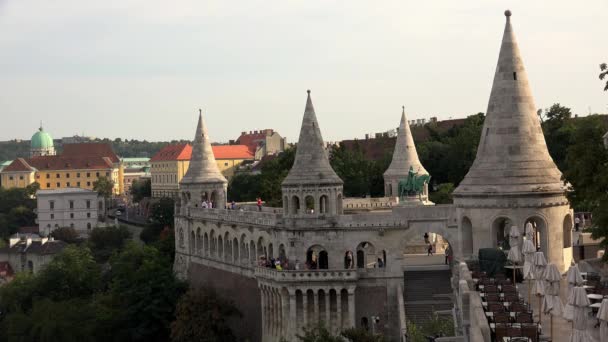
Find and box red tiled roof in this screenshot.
[150,144,192,162]
[0,262,14,277]
[62,143,120,163]
[3,158,34,172]
[27,156,113,170]
[236,130,273,153]
[150,144,254,162]
[212,145,254,160]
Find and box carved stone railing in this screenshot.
[254,267,359,283]
[188,208,281,227]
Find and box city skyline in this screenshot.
[1,0,606,142]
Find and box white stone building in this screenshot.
[174,12,574,342]
[0,234,67,275]
[37,188,103,236]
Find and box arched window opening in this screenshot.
[210,191,218,209]
[278,244,287,262]
[361,317,369,330]
[291,196,300,215]
[233,237,239,263]
[356,242,377,268]
[218,236,224,259]
[204,233,209,256]
[305,196,315,214]
[319,195,328,214]
[250,240,256,265]
[196,228,202,255]
[268,243,274,259]
[319,251,329,269]
[525,217,547,253]
[492,217,512,250]
[306,245,328,270]
[461,217,474,256]
[190,231,195,254]
[344,251,354,269]
[210,230,216,257]
[224,233,232,262]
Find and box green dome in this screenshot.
[31,127,54,150]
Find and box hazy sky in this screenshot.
[1,0,606,143]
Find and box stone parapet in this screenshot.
[254,267,358,283]
[188,208,281,227]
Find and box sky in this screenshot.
[0,0,606,143]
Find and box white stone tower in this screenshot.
[282,90,344,217]
[180,109,228,209]
[453,11,572,271]
[383,106,431,204]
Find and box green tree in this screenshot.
[600,63,608,91]
[88,225,132,263]
[150,197,175,228]
[93,176,115,199]
[102,243,187,342]
[296,323,344,342]
[227,173,262,202]
[50,226,80,243]
[170,287,241,342]
[341,327,387,342]
[25,182,40,197]
[542,103,574,171]
[131,178,151,203]
[429,183,454,204]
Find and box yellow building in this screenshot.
[150,143,253,198]
[1,141,123,195]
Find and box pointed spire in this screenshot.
[283,90,343,186]
[181,110,227,185]
[455,11,563,196]
[384,106,428,179]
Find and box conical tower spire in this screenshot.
[181,109,227,185]
[455,11,563,195]
[384,106,428,178]
[283,90,343,186]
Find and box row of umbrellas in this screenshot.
[504,225,608,342]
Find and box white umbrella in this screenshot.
[567,286,591,342]
[522,239,536,304]
[507,226,522,283]
[566,264,584,291]
[597,299,608,342]
[543,263,563,339]
[524,221,534,239]
[533,251,547,322]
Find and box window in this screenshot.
[66,173,70,178]
[77,172,81,177]
[513,72,517,80]
[46,174,50,179]
[19,175,23,180]
[56,173,60,178]
[87,223,91,230]
[87,181,91,186]
[56,182,60,187]
[77,182,81,187]
[69,200,74,209]
[46,183,50,188]
[66,182,71,187]
[8,176,13,180]
[87,212,91,218]
[70,223,74,228]
[96,172,100,177]
[50,201,54,210]
[224,162,229,166]
[105,172,110,177]
[36,174,40,179]
[50,213,54,219]
[86,172,91,177]
[86,200,91,209]
[70,213,74,219]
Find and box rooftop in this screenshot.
[150,143,255,162]
[37,188,98,195]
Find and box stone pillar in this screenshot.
[324,288,330,327]
[289,290,297,340]
[303,291,308,327]
[313,289,319,324]
[260,287,267,341]
[336,289,342,331]
[347,288,355,328]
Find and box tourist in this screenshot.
[201,201,208,209]
[231,201,236,210]
[295,259,301,270]
[377,258,384,268]
[424,232,429,244]
[444,248,449,265]
[275,260,282,271]
[574,215,580,231]
[257,197,262,211]
[427,244,433,256]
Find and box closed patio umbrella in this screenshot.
[532,251,547,322]
[522,239,536,304]
[543,263,563,339]
[566,264,584,291]
[568,286,591,342]
[597,299,608,342]
[507,226,522,283]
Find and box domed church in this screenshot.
[30,125,56,157]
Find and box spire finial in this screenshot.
[198,108,202,116]
[402,105,405,114]
[39,121,43,131]
[504,9,511,21]
[307,89,311,95]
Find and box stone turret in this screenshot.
[282,90,344,217]
[383,106,430,204]
[180,110,228,209]
[454,11,572,271]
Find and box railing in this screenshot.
[188,208,281,226]
[254,267,359,282]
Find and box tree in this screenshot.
[429,183,454,204]
[88,225,132,263]
[50,227,80,243]
[600,63,608,91]
[542,103,574,171]
[93,176,115,199]
[341,328,387,342]
[25,182,40,197]
[170,287,241,342]
[150,197,175,228]
[296,323,344,342]
[131,178,151,203]
[102,243,187,342]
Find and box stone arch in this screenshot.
[397,220,460,259]
[189,230,195,254]
[240,234,248,264]
[305,195,315,214]
[524,215,548,254]
[278,244,286,262]
[319,195,329,214]
[257,237,266,259]
[291,195,300,215]
[218,235,224,260]
[356,242,378,268]
[178,227,184,248]
[204,232,209,256]
[210,229,216,257]
[210,190,218,208]
[461,216,474,256]
[249,240,256,264]
[491,216,513,250]
[563,214,573,248]
[224,232,232,262]
[268,243,274,259]
[306,244,328,269]
[196,228,202,255]
[344,250,355,269]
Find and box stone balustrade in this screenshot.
[188,207,281,226]
[254,267,358,283]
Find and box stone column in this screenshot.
[347,288,355,328]
[303,291,308,327]
[289,290,297,340]
[336,289,342,331]
[313,289,319,324]
[260,287,267,341]
[324,288,330,328]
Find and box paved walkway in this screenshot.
[519,278,600,342]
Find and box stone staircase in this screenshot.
[403,269,454,327]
